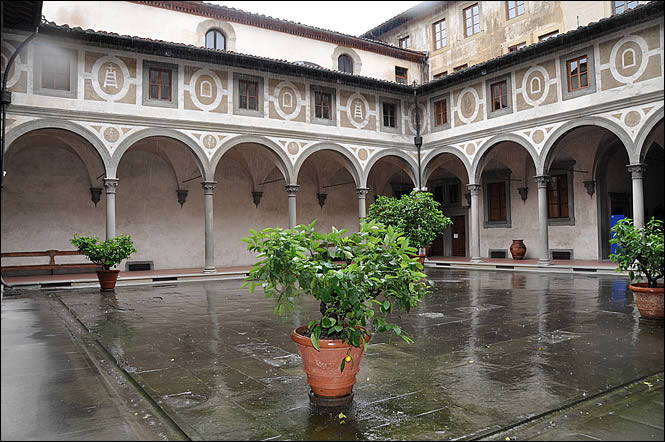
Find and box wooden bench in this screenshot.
[1,250,102,275]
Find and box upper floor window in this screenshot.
[567,55,589,92]
[506,1,525,19]
[314,90,332,120]
[434,98,447,126]
[613,0,638,14]
[41,55,70,91]
[239,79,258,110]
[383,102,397,128]
[395,66,408,84]
[149,68,171,101]
[433,71,447,80]
[464,4,480,37]
[539,30,559,41]
[205,29,226,50]
[508,42,527,52]
[454,64,468,72]
[338,54,353,74]
[491,80,508,111]
[547,175,569,218]
[399,36,410,49]
[433,19,447,50]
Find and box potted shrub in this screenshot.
[609,217,664,321]
[366,190,452,263]
[241,219,430,406]
[70,234,137,291]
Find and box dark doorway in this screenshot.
[451,215,466,256]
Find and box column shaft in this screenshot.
[535,176,551,266]
[285,185,300,229]
[468,184,482,263]
[627,164,646,228]
[202,182,216,274]
[103,178,118,240]
[356,187,369,227]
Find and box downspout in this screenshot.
[412,81,423,191]
[1,3,40,292]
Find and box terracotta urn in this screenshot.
[96,269,120,291]
[629,283,664,321]
[510,239,527,260]
[291,326,370,406]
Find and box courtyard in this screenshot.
[2,268,663,440]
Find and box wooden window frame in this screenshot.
[487,181,507,222]
[491,81,508,112]
[395,66,408,84]
[399,36,410,49]
[454,64,468,72]
[434,99,447,127]
[538,30,559,41]
[382,102,397,128]
[547,174,569,219]
[314,90,332,120]
[508,42,526,52]
[463,4,480,38]
[506,0,525,20]
[567,55,589,92]
[149,68,172,101]
[338,54,353,74]
[433,19,447,50]
[238,79,259,110]
[433,71,447,80]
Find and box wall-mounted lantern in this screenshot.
[317,192,327,209]
[90,187,102,206]
[176,189,188,208]
[518,187,528,202]
[583,180,595,197]
[252,191,263,208]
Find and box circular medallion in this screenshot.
[624,111,641,128]
[532,129,544,145]
[103,127,120,143]
[287,141,300,155]
[465,144,475,155]
[358,148,368,161]
[202,135,217,149]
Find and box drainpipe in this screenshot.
[412,81,423,191]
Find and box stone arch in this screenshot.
[294,142,362,187]
[634,107,664,163]
[211,135,293,185]
[330,46,362,75]
[539,117,633,174]
[473,134,538,183]
[196,19,237,52]
[111,128,210,180]
[5,118,112,177]
[422,146,472,184]
[362,149,418,188]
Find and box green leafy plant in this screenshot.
[70,234,137,270]
[366,190,452,250]
[609,217,664,288]
[241,219,431,353]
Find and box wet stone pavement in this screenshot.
[2,268,664,440]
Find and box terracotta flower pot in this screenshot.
[510,239,527,260]
[96,269,120,291]
[291,326,370,405]
[629,283,664,321]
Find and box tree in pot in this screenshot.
[70,234,137,291]
[366,190,452,263]
[609,217,664,321]
[241,219,430,406]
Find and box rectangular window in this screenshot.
[454,64,468,72]
[41,56,70,91]
[539,30,559,41]
[547,175,569,218]
[314,90,331,120]
[149,68,171,100]
[491,81,508,111]
[448,183,460,204]
[433,19,447,50]
[487,181,507,222]
[434,99,447,126]
[395,66,408,84]
[433,71,448,80]
[464,4,480,37]
[383,102,396,128]
[239,79,258,110]
[567,55,589,92]
[506,0,525,19]
[613,0,638,14]
[399,36,410,49]
[508,42,526,52]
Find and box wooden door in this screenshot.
[451,215,466,256]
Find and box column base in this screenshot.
[470,257,483,263]
[202,267,217,274]
[537,259,552,266]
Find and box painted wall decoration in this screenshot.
[184,66,228,113]
[268,80,305,122]
[84,52,137,103]
[514,59,559,111]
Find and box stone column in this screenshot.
[285,185,300,229]
[627,164,647,228]
[103,178,118,240]
[535,176,551,266]
[468,184,482,263]
[356,187,369,223]
[202,181,216,274]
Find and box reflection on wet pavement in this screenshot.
[48,269,665,439]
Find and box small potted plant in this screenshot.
[70,234,137,291]
[241,219,430,406]
[609,217,664,321]
[366,190,452,263]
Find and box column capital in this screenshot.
[467,183,481,195]
[626,163,647,179]
[103,178,119,193]
[355,187,369,198]
[201,181,217,194]
[534,175,550,188]
[285,184,300,196]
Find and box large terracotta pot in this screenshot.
[291,326,370,405]
[510,239,527,260]
[629,283,664,321]
[96,269,120,291]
